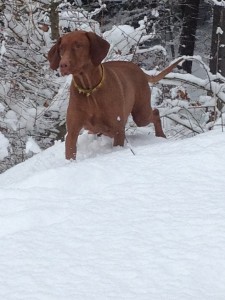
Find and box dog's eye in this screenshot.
[73,43,82,49]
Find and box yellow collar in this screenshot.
[72,65,104,97]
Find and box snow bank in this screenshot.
[0,130,225,299]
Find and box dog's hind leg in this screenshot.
[132,107,166,138]
[150,108,166,138]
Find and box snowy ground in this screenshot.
[1,128,225,300]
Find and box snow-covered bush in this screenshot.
[154,57,225,139]
[0,1,62,172]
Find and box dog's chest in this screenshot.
[74,91,124,135]
[83,103,121,136]
[84,111,111,133]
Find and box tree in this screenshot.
[209,3,225,76]
[178,0,200,73]
[50,0,60,40]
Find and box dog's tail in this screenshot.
[145,58,183,84]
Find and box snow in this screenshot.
[4,110,18,131]
[151,8,159,18]
[216,27,224,35]
[0,132,9,160]
[25,137,42,155]
[208,0,225,7]
[1,128,225,299]
[0,102,5,112]
[104,24,152,56]
[0,40,6,61]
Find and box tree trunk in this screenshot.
[50,1,60,40]
[178,0,200,73]
[209,5,225,76]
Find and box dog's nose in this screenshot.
[60,62,68,69]
[60,61,70,75]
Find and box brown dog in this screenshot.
[48,31,182,160]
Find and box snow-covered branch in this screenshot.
[206,0,225,7]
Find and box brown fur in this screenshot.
[48,31,182,160]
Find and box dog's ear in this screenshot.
[48,38,61,70]
[86,32,110,66]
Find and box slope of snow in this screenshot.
[0,130,225,300]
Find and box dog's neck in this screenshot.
[72,65,104,97]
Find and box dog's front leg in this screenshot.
[65,132,79,160]
[113,129,125,147]
[65,110,82,160]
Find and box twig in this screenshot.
[125,136,136,156]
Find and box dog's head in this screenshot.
[47,31,110,76]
